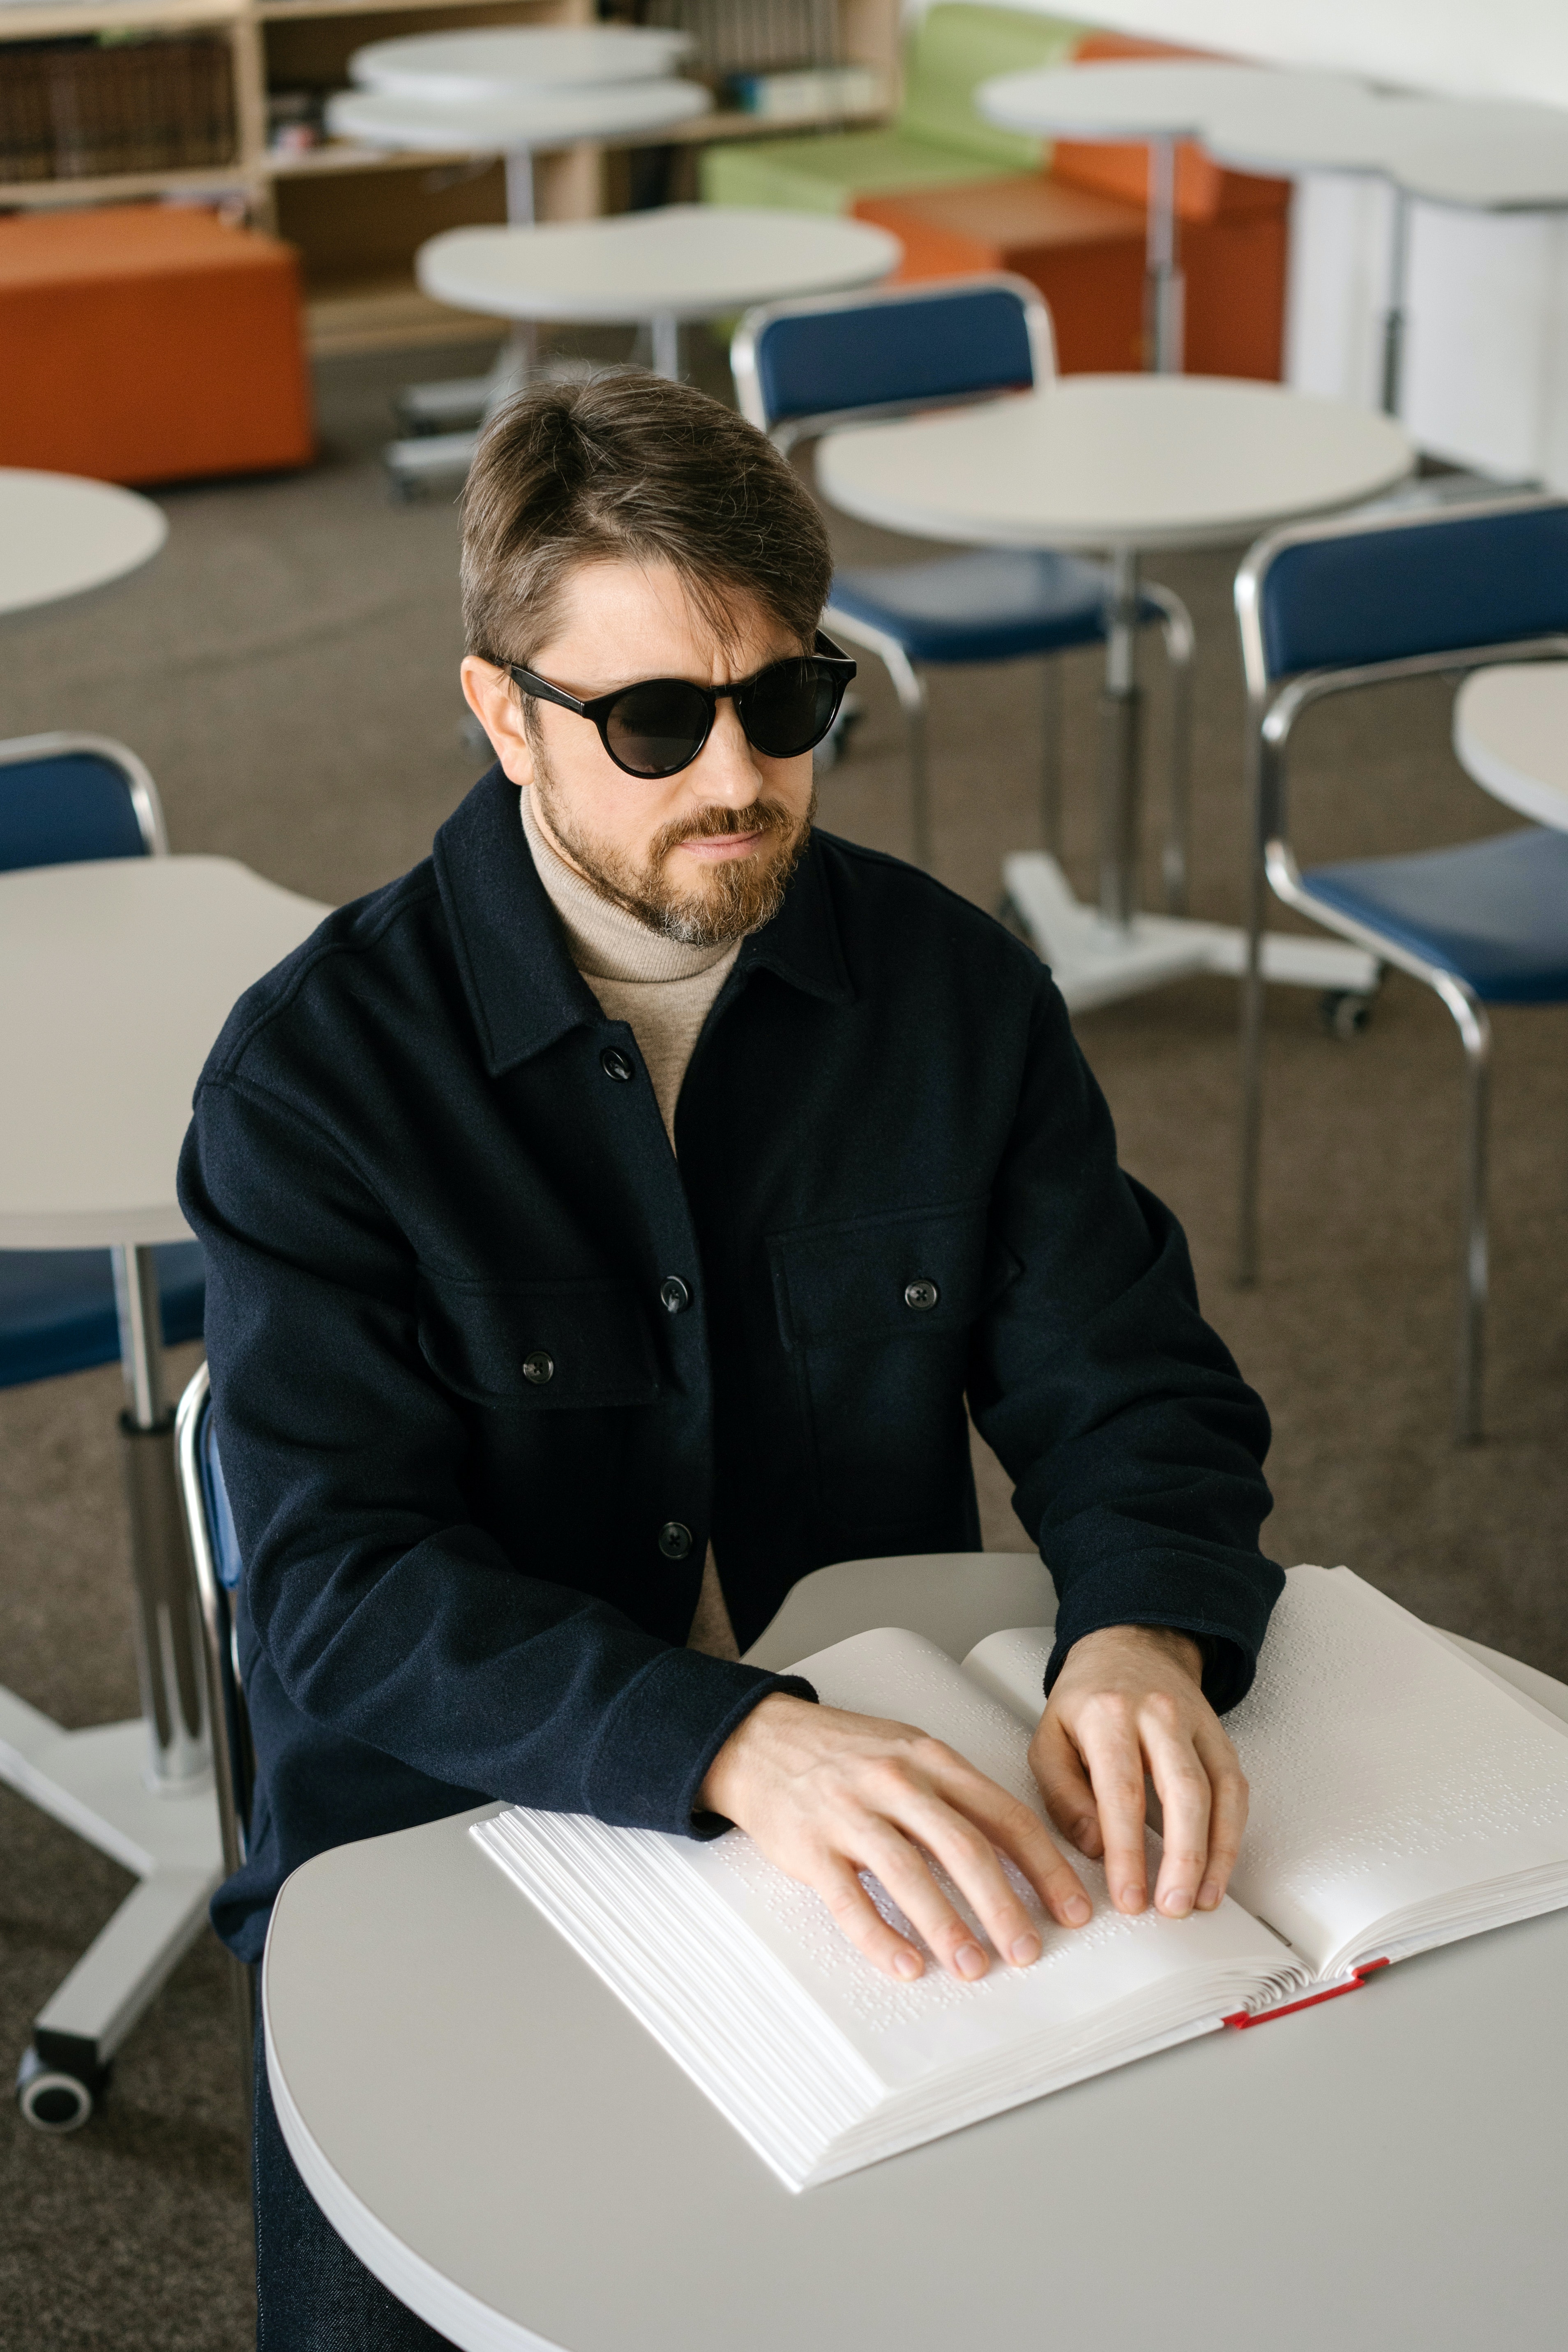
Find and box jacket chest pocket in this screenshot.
[767,1199,1016,1543]
[416,1272,659,1410]
[770,1199,1005,1352]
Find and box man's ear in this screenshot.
[460,656,535,788]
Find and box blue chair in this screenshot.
[731,276,1194,883]
[0,734,203,1392]
[1234,495,1568,1443]
[175,1361,254,2106]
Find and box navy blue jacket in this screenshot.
[179,769,1282,1960]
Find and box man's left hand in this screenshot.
[1028,1626,1247,1922]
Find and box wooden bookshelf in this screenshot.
[0,0,902,352]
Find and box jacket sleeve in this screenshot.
[966,973,1283,1711]
[178,1070,809,1837]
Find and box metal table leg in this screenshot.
[8,1245,220,2132]
[1097,546,1144,930]
[1146,135,1185,375]
[650,309,681,381]
[1380,186,1411,418]
[999,540,1383,1018]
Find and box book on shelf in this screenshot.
[475,1566,1568,2191]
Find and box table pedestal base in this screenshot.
[1003,851,1380,1015]
[2,1694,220,2130]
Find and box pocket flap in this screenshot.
[771,1200,1011,1349]
[416,1272,659,1409]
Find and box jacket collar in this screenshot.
[433,768,854,1077]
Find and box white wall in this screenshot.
[913,0,1568,113]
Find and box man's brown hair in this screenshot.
[461,371,833,671]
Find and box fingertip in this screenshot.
[1117,1883,1147,1914]
[892,1944,922,1981]
[1196,1879,1223,1911]
[1060,1890,1092,1927]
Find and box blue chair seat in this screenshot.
[829,549,1163,666]
[1302,827,1568,1004]
[0,1242,205,1389]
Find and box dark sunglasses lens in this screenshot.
[740,662,844,759]
[603,681,711,776]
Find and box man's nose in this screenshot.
[696,697,763,800]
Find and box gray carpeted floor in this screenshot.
[2,332,1564,2349]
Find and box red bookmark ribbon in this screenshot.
[1223,1957,1390,2030]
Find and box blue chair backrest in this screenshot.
[744,280,1043,435]
[0,741,155,872]
[200,1406,243,1593]
[1250,500,1568,685]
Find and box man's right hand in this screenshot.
[698,1693,1093,1983]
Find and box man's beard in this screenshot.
[533,758,817,949]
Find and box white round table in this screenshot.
[818,376,1411,1011]
[0,855,326,2121]
[977,63,1367,375]
[418,205,902,383]
[262,1554,1568,2352]
[325,80,713,227]
[1453,663,1568,832]
[349,26,692,104]
[1202,89,1568,417]
[0,468,166,620]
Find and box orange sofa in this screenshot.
[0,205,315,485]
[852,32,1291,379]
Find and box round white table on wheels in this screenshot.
[1453,663,1568,832]
[816,374,1413,1016]
[0,467,166,619]
[261,1552,1568,2352]
[0,856,327,2128]
[977,62,1367,375]
[418,205,902,385]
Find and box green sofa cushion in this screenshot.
[901,4,1084,171]
[700,4,1087,218]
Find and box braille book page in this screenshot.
[960,1572,1568,1981]
[1221,1567,1568,1975]
[683,1628,1297,2085]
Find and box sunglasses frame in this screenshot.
[507,632,857,779]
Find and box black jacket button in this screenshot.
[522,1351,554,1384]
[600,1047,635,1082]
[658,1520,692,1560]
[904,1278,940,1312]
[659,1276,691,1314]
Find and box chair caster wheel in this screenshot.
[16,2044,106,2133]
[1319,988,1375,1040]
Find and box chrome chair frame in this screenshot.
[733,277,1195,885]
[175,1360,256,2112]
[1235,491,1568,1443]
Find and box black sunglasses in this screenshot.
[508,633,856,780]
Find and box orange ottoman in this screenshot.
[0,205,315,485]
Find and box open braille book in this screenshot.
[473,1566,1568,2191]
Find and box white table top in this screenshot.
[325,78,711,157]
[350,27,692,102]
[0,469,166,622]
[1199,85,1568,208]
[0,855,327,1250]
[978,60,1363,142]
[264,1553,1568,2352]
[1453,663,1568,830]
[417,205,901,327]
[817,376,1413,555]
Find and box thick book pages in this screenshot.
[474,1567,1568,2190]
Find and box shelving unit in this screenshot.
[0,0,900,352]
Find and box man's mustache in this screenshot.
[651,800,800,858]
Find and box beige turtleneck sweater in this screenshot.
[519,789,741,1660]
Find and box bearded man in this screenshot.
[179,374,1282,2350]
